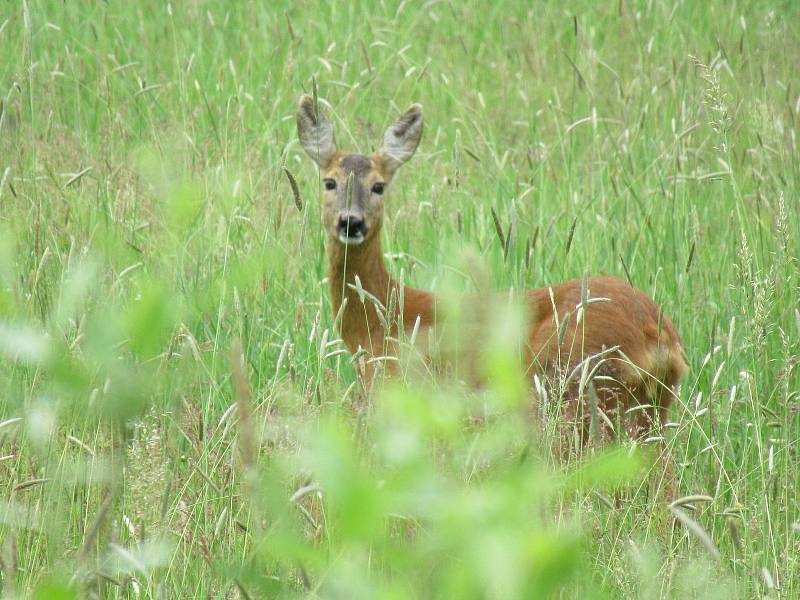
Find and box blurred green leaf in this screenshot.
[565,446,644,490]
[103,540,173,579]
[54,259,97,326]
[33,577,77,600]
[167,181,204,232]
[0,322,53,365]
[524,530,582,597]
[311,418,387,542]
[122,280,178,359]
[482,299,529,408]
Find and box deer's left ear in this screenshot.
[379,103,423,176]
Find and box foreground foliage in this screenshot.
[0,1,798,597]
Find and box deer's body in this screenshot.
[297,96,687,439]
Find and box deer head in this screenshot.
[296,96,423,246]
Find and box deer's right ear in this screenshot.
[296,95,337,168]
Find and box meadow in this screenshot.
[0,0,798,597]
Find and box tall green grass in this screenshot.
[1,0,798,597]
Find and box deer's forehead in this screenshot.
[325,154,387,180]
[340,154,372,175]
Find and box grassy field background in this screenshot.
[1,0,798,597]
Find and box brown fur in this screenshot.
[522,277,687,441]
[297,97,688,444]
[326,230,436,384]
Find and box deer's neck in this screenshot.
[327,234,396,352]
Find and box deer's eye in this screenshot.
[323,179,337,191]
[371,182,385,195]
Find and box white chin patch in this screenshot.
[338,232,365,246]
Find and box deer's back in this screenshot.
[524,276,686,420]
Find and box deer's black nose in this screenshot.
[337,213,367,240]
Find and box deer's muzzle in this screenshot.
[337,211,367,245]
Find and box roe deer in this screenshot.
[296,95,687,442]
